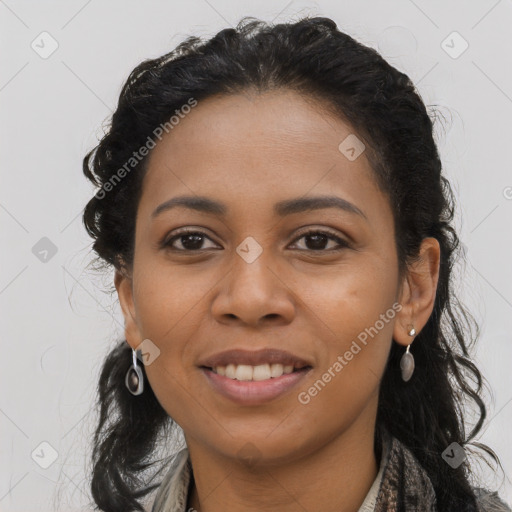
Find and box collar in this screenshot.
[149,430,509,512]
[151,432,392,512]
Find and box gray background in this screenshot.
[1,0,511,510]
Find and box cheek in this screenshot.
[132,259,210,345]
[294,285,395,432]
[295,257,397,388]
[296,255,398,333]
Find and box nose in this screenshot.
[210,250,296,328]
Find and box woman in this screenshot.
[82,16,510,512]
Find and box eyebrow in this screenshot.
[151,194,367,220]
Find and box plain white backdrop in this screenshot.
[1,1,511,510]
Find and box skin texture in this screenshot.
[115,89,440,512]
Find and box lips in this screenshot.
[198,348,312,369]
[198,348,313,404]
[201,366,312,405]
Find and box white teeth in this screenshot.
[234,364,253,381]
[270,363,284,377]
[225,364,236,379]
[253,364,271,381]
[213,362,301,380]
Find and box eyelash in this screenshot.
[161,227,350,253]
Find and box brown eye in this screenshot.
[163,229,219,251]
[161,228,349,253]
[290,230,349,251]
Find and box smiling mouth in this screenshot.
[202,363,312,381]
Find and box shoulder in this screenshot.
[376,430,511,512]
[473,487,511,512]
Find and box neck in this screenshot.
[186,408,380,512]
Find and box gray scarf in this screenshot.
[150,431,510,512]
[373,431,510,512]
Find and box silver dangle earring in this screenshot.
[400,326,416,382]
[125,348,144,395]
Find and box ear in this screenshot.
[393,237,441,346]
[114,268,143,350]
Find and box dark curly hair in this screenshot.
[82,15,503,512]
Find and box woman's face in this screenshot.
[117,89,410,463]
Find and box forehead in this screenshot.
[138,89,388,223]
[147,89,366,166]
